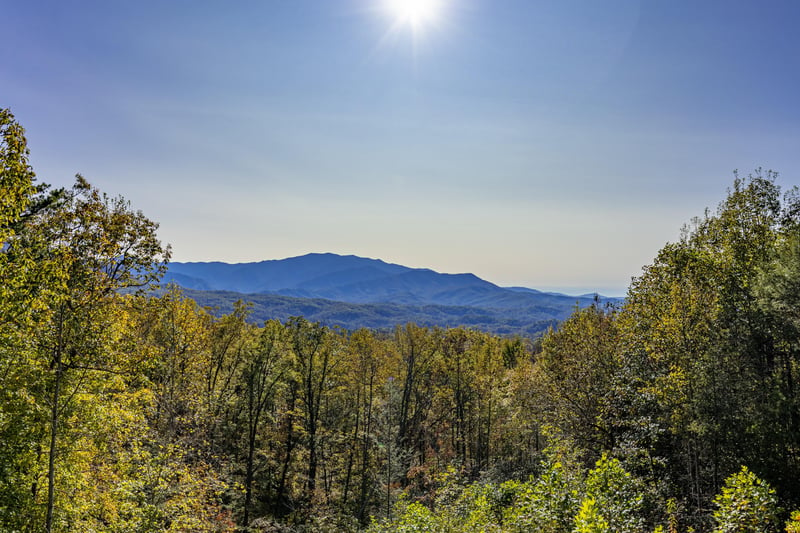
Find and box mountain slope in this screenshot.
[179,288,564,338]
[164,253,614,309]
[163,253,412,294]
[163,253,621,336]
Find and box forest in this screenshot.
[2,107,800,532]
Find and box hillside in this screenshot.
[178,288,564,337]
[164,253,620,335]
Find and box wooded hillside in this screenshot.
[2,109,799,531]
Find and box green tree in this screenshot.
[0,110,43,527]
[286,317,340,507]
[337,328,384,524]
[574,454,645,533]
[135,286,213,444]
[712,466,780,533]
[393,324,440,490]
[503,454,584,533]
[13,176,169,531]
[532,303,621,460]
[238,319,287,526]
[786,510,800,533]
[754,228,800,500]
[620,170,800,521]
[0,108,35,239]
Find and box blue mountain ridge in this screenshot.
[162,253,621,336]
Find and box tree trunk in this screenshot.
[243,392,258,527]
[357,369,375,525]
[45,358,62,533]
[276,383,297,516]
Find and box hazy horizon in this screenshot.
[3,0,799,296]
[169,250,628,297]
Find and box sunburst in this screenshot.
[384,0,445,31]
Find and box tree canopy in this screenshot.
[2,110,799,532]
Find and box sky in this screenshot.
[2,0,800,296]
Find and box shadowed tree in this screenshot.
[286,317,340,507]
[238,320,287,526]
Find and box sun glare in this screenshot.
[385,0,444,30]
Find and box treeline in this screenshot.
[372,169,800,532]
[2,108,800,532]
[177,287,561,339]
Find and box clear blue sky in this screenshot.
[2,0,799,295]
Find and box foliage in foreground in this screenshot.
[3,107,800,531]
[370,456,794,533]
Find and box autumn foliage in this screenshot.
[3,109,800,531]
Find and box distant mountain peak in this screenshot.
[162,253,623,335]
[164,252,621,308]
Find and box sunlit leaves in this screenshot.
[0,108,35,239]
[712,466,780,533]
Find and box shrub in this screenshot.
[712,466,780,533]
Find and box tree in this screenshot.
[286,317,340,507]
[753,228,800,500]
[393,324,440,485]
[134,286,213,444]
[574,454,645,533]
[620,170,800,523]
[13,176,169,531]
[238,319,287,526]
[337,328,383,524]
[0,109,42,529]
[531,303,621,459]
[0,108,35,240]
[503,452,584,533]
[712,466,780,533]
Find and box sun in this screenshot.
[384,0,444,30]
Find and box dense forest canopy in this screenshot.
[2,108,800,531]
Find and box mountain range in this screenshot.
[163,253,621,337]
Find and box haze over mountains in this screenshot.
[164,253,621,337]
